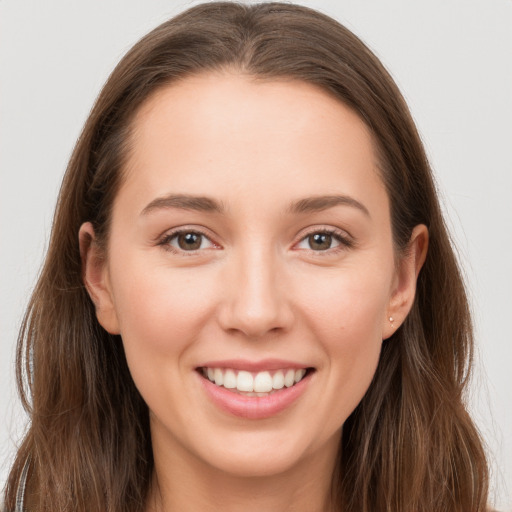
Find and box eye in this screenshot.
[295,230,352,252]
[162,230,217,252]
[297,232,340,251]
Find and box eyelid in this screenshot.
[157,225,222,253]
[293,226,355,252]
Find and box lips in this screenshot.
[196,360,314,419]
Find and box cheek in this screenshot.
[296,264,390,414]
[106,258,223,423]
[299,263,391,345]
[108,257,219,356]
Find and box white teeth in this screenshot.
[294,369,306,383]
[223,369,237,389]
[237,371,254,392]
[272,370,285,390]
[284,369,295,387]
[214,368,224,386]
[203,366,309,393]
[253,371,273,393]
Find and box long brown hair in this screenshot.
[4,3,489,511]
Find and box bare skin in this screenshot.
[80,73,427,512]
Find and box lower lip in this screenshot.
[198,371,312,419]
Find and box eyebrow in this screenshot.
[288,195,370,217]
[140,193,370,217]
[141,194,225,215]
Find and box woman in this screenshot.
[3,2,490,511]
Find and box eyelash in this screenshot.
[157,227,354,255]
[295,227,354,254]
[158,228,218,255]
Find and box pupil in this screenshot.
[178,233,201,250]
[309,233,331,250]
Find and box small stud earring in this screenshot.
[389,316,394,327]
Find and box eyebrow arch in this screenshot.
[288,195,370,217]
[141,194,224,215]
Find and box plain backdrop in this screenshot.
[1,0,511,509]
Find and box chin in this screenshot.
[190,424,340,480]
[207,445,310,478]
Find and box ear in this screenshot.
[383,224,428,340]
[79,222,120,334]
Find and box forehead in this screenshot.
[120,72,386,216]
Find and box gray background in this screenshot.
[1,0,511,509]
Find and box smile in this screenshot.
[200,367,308,396]
[197,363,314,419]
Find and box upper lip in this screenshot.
[197,358,311,372]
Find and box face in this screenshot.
[82,73,423,480]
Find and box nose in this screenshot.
[217,245,294,339]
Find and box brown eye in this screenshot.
[166,231,215,252]
[308,233,334,251]
[177,232,203,250]
[295,230,346,252]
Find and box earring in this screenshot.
[389,316,394,328]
